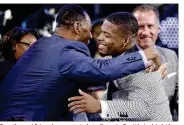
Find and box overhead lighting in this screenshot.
[3,9,13,26]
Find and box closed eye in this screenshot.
[102,31,111,38]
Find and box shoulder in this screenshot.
[156,46,176,55]
[132,71,162,80]
[116,71,162,85]
[62,40,91,57]
[47,34,91,56]
[123,71,162,86]
[156,46,178,65]
[67,41,89,51]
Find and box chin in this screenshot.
[98,52,108,57]
[139,42,152,49]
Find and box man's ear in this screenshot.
[122,35,131,48]
[74,21,81,35]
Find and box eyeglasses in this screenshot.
[16,41,33,47]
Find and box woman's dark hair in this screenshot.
[0,27,39,62]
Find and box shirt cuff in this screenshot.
[138,50,149,68]
[99,100,109,118]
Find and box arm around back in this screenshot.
[58,42,146,83]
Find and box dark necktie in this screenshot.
[107,81,118,100]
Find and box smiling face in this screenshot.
[97,19,126,57]
[133,10,160,49]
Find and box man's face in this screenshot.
[134,10,160,49]
[14,34,37,60]
[78,12,92,44]
[97,20,125,56]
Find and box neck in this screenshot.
[120,38,136,55]
[54,27,77,41]
[124,44,134,53]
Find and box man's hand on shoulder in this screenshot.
[143,46,161,70]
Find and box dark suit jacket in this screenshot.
[156,46,178,100]
[156,46,178,118]
[0,60,15,84]
[0,34,145,121]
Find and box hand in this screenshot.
[146,60,156,72]
[143,46,161,70]
[68,89,101,114]
[158,63,168,79]
[152,55,162,71]
[143,46,159,60]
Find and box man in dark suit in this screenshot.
[0,5,159,121]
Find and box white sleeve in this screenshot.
[99,100,110,118]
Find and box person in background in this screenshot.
[132,4,178,120]
[88,18,111,59]
[0,27,39,83]
[88,18,104,58]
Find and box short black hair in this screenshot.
[106,12,139,38]
[0,27,39,62]
[56,4,87,28]
[132,4,160,22]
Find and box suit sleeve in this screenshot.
[173,51,178,89]
[171,51,178,112]
[58,42,145,83]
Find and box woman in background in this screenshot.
[0,27,39,83]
